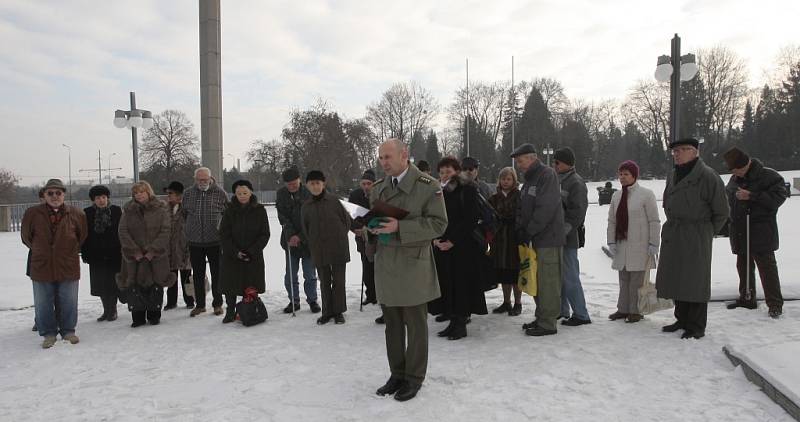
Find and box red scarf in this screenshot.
[615,185,630,241]
[48,206,65,237]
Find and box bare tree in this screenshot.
[698,46,749,150]
[366,81,439,143]
[447,81,508,147]
[344,118,379,171]
[762,44,800,89]
[0,168,18,204]
[140,110,200,179]
[621,80,671,149]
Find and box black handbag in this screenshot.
[125,284,163,312]
[236,295,268,327]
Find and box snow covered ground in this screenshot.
[1,175,799,421]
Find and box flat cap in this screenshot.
[669,137,700,149]
[510,143,537,158]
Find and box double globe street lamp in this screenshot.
[654,34,699,146]
[113,92,153,182]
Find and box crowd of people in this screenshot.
[20,137,789,401]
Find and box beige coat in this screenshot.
[117,199,175,289]
[607,183,660,272]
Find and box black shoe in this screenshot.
[662,321,683,332]
[106,312,117,322]
[185,302,195,309]
[608,312,628,321]
[163,304,177,311]
[434,314,449,322]
[492,302,511,314]
[437,321,455,337]
[148,318,160,326]
[509,303,522,316]
[522,319,538,330]
[625,314,643,323]
[561,316,592,326]
[376,378,405,396]
[96,313,107,322]
[316,315,333,325]
[447,320,467,340]
[557,314,569,320]
[283,303,300,314]
[131,320,146,328]
[375,315,385,324]
[727,300,757,310]
[32,324,37,332]
[309,302,322,313]
[681,330,705,339]
[394,382,421,402]
[222,310,236,324]
[334,314,345,324]
[525,325,557,336]
[768,307,783,319]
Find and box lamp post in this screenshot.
[61,143,72,201]
[107,153,117,184]
[654,34,698,147]
[542,143,554,166]
[113,92,153,183]
[254,159,266,192]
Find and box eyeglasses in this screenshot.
[46,190,64,197]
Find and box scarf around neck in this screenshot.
[615,184,632,241]
[93,205,112,234]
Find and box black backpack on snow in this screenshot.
[236,296,268,327]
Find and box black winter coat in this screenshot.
[488,189,520,270]
[428,175,488,317]
[348,187,370,253]
[726,159,787,255]
[301,191,351,267]
[219,196,270,296]
[81,205,122,268]
[276,185,311,257]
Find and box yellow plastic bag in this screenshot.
[517,243,538,296]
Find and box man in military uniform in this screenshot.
[369,138,448,402]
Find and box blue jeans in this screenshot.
[284,250,318,304]
[560,248,590,320]
[33,280,79,337]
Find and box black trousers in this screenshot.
[166,269,194,307]
[318,263,347,317]
[189,245,223,308]
[674,300,707,333]
[360,253,376,302]
[736,252,783,309]
[100,295,117,316]
[132,309,162,324]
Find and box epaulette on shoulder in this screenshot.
[374,178,385,185]
[417,175,434,185]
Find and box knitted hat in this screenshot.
[231,179,254,192]
[44,178,66,192]
[89,185,111,200]
[163,181,184,194]
[361,169,376,182]
[461,156,479,169]
[553,147,576,166]
[306,170,325,183]
[416,160,430,173]
[723,146,750,170]
[618,160,640,180]
[281,166,301,182]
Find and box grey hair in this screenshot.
[194,167,211,178]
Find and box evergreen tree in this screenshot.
[424,130,442,168]
[558,118,592,177]
[516,87,556,153]
[462,115,499,179]
[741,100,757,156]
[500,85,523,161]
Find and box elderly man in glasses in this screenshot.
[21,178,88,349]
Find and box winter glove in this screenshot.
[648,244,659,257]
[607,243,617,256]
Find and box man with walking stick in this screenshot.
[723,147,787,318]
[348,169,377,313]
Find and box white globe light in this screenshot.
[680,62,698,81]
[142,117,154,129]
[654,63,673,82]
[129,116,143,128]
[113,117,127,128]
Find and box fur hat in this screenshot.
[305,170,325,183]
[723,146,750,170]
[89,185,111,200]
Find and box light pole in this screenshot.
[542,143,554,166]
[113,92,153,182]
[62,143,72,201]
[107,153,117,184]
[654,34,698,147]
[254,159,266,192]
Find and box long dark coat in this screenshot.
[656,158,729,302]
[276,185,312,257]
[81,205,122,297]
[488,188,520,270]
[219,195,270,296]
[726,159,787,255]
[117,199,175,289]
[428,175,488,317]
[301,191,351,267]
[348,187,370,253]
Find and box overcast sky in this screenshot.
[1,0,798,186]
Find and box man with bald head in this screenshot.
[369,138,448,402]
[183,167,229,317]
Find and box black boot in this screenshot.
[662,321,683,332]
[222,307,237,324]
[434,314,449,323]
[492,302,511,314]
[447,317,467,340]
[509,303,522,316]
[437,320,455,337]
[376,377,404,396]
[131,311,146,328]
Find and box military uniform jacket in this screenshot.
[369,164,448,307]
